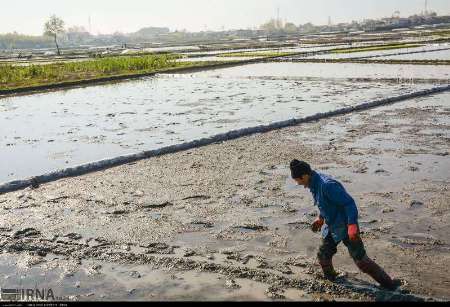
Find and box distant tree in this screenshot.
[284,22,298,33]
[260,19,279,32]
[66,26,92,44]
[44,15,65,55]
[301,22,316,33]
[112,31,127,44]
[0,32,53,50]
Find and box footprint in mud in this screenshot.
[374,169,391,175]
[129,271,142,279]
[409,200,424,208]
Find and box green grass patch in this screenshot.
[431,30,450,37]
[332,43,423,54]
[0,54,205,90]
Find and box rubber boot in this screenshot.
[354,256,400,290]
[319,258,339,281]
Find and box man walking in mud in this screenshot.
[290,160,401,291]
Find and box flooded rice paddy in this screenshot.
[176,45,352,62]
[1,37,450,301]
[305,44,450,60]
[0,89,448,301]
[177,56,259,62]
[179,44,351,57]
[0,61,448,184]
[377,49,450,60]
[191,62,450,80]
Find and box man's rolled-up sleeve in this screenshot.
[324,182,358,225]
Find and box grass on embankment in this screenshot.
[217,51,297,58]
[425,29,450,37]
[331,43,423,54]
[0,54,226,91]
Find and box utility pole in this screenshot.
[424,0,428,15]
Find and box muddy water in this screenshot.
[0,62,439,183]
[306,44,450,60]
[378,49,450,61]
[192,62,450,80]
[143,46,201,52]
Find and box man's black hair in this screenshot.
[290,160,312,179]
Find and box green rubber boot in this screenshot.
[355,256,401,291]
[319,258,339,281]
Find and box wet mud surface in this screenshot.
[0,92,448,301]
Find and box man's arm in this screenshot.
[324,182,358,225]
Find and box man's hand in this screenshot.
[311,217,324,233]
[348,224,360,241]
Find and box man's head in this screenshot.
[290,159,313,188]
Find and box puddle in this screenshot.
[149,212,163,220]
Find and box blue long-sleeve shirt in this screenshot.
[309,171,359,243]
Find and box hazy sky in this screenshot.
[1,0,449,35]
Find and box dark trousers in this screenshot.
[318,233,367,262]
